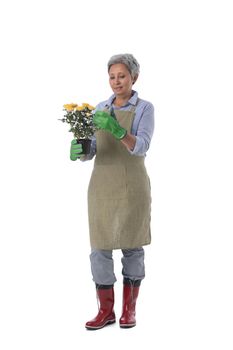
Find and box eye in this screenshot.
[110,76,115,80]
[119,75,125,79]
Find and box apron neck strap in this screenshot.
[106,104,136,116]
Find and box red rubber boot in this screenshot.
[85,285,116,330]
[119,278,141,328]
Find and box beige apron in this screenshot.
[88,106,151,250]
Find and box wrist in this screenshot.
[113,127,127,140]
[118,128,127,140]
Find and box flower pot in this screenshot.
[76,139,92,155]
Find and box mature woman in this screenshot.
[70,53,154,330]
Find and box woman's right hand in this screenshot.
[70,139,84,161]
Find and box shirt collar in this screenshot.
[104,90,138,108]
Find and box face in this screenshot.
[109,63,136,98]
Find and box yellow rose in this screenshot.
[75,106,84,111]
[63,102,95,112]
[63,103,77,111]
[82,103,95,110]
[87,104,95,110]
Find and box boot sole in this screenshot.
[120,323,136,329]
[85,319,116,330]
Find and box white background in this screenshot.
[0,0,233,349]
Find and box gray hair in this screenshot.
[107,53,140,79]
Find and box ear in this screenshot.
[132,74,138,85]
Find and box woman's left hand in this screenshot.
[94,111,127,140]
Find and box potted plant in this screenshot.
[59,103,97,154]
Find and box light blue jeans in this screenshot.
[89,247,145,285]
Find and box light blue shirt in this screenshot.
[82,90,154,160]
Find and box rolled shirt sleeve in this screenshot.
[129,102,154,156]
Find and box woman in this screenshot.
[70,53,154,330]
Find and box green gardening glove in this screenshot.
[70,139,84,161]
[93,111,127,140]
